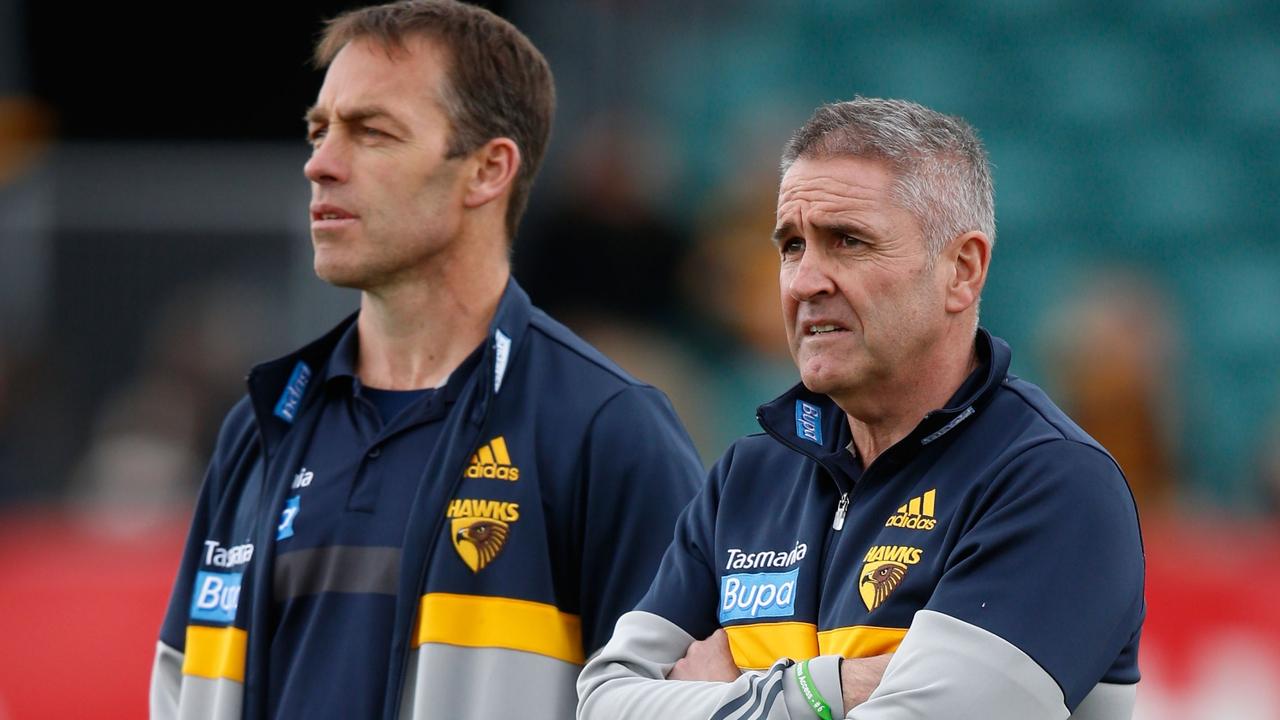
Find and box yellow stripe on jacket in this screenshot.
[182,625,248,682]
[414,593,583,664]
[725,622,907,669]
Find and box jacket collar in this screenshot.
[757,328,1012,469]
[245,277,535,454]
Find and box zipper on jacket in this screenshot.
[755,414,857,527]
[385,393,493,720]
[832,492,850,530]
[755,416,859,540]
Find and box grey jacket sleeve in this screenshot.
[847,610,1135,720]
[150,641,184,719]
[578,610,841,720]
[148,637,246,720]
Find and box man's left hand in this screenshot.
[668,629,741,682]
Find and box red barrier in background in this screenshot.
[1136,517,1280,718]
[0,510,187,720]
[1,510,1278,719]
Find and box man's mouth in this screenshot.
[310,203,357,222]
[808,324,843,335]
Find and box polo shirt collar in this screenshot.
[322,317,361,385]
[245,277,537,453]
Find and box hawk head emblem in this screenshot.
[859,561,907,612]
[451,517,510,572]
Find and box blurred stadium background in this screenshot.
[1,0,1278,717]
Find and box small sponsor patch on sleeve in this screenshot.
[795,400,823,445]
[276,495,300,541]
[273,361,312,422]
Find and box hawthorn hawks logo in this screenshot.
[446,497,520,573]
[859,545,923,611]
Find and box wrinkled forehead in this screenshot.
[776,155,898,217]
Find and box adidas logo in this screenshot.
[884,489,937,531]
[465,436,520,481]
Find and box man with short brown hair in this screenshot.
[313,0,554,241]
[151,3,701,718]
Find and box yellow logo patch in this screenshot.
[465,436,520,481]
[859,545,923,611]
[884,488,937,531]
[447,498,520,573]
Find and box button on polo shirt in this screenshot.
[267,322,482,720]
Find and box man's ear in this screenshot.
[463,137,520,209]
[943,231,992,314]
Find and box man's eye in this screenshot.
[781,238,805,255]
[307,127,327,146]
[837,234,864,248]
[363,127,388,138]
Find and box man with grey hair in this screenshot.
[579,97,1144,719]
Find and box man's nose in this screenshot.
[303,133,349,185]
[787,246,835,302]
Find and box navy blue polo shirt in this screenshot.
[267,322,482,719]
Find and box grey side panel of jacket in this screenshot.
[151,640,244,720]
[400,644,580,719]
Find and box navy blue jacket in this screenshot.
[580,329,1145,720]
[152,280,703,720]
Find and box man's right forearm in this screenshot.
[839,654,892,711]
[577,610,747,719]
[578,611,845,720]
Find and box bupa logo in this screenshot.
[277,496,301,541]
[273,361,312,423]
[719,569,799,623]
[795,401,823,445]
[190,570,243,623]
